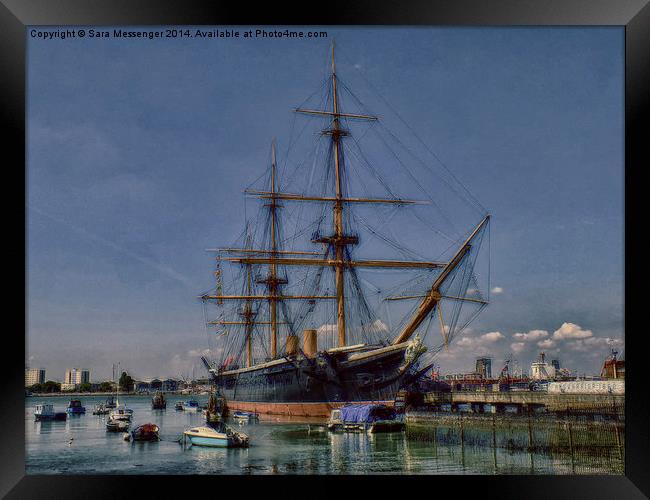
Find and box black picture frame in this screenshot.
[2,0,648,497]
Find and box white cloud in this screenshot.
[456,337,474,347]
[510,342,526,354]
[513,329,548,342]
[491,286,504,294]
[537,339,556,349]
[481,331,504,342]
[553,322,593,340]
[567,336,623,352]
[455,331,504,349]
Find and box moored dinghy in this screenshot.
[181,400,200,412]
[131,423,160,441]
[232,410,259,423]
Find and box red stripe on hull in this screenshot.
[226,400,394,418]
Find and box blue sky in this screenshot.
[27,27,623,381]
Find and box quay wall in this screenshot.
[421,390,624,412]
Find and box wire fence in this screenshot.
[405,400,624,474]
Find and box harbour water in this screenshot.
[26,395,623,475]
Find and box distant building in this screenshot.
[61,383,76,391]
[135,381,150,393]
[530,352,556,380]
[162,379,179,392]
[64,368,90,386]
[601,350,625,379]
[475,357,492,379]
[25,368,45,387]
[551,359,561,371]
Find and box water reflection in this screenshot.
[25,396,624,475]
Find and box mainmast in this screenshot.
[330,42,347,347]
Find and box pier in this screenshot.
[420,390,624,414]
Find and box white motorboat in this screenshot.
[183,425,249,448]
[109,404,133,422]
[106,416,130,432]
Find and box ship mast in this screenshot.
[204,42,490,365]
[330,42,347,347]
[242,257,255,367]
[268,140,280,357]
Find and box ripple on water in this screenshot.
[26,395,623,475]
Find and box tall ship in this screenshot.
[200,44,491,417]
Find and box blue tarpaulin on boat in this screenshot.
[339,404,395,423]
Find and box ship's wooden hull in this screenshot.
[211,344,416,417]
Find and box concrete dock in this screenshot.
[421,390,624,413]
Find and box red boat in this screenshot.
[130,423,160,441]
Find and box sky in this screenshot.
[26,27,624,381]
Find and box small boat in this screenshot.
[92,404,110,415]
[109,404,133,422]
[327,404,404,433]
[174,401,184,411]
[130,423,160,441]
[203,409,221,424]
[181,400,200,412]
[104,396,117,409]
[183,425,249,448]
[204,392,226,423]
[34,403,66,421]
[151,391,166,410]
[106,416,130,432]
[66,399,86,415]
[232,410,259,423]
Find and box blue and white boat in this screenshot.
[183,426,249,448]
[34,403,67,421]
[327,404,404,433]
[232,410,259,423]
[66,399,86,415]
[181,400,200,412]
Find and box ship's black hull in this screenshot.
[208,343,420,417]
